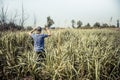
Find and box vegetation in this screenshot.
[0,29,120,80]
[93,22,101,28]
[45,16,54,28]
[77,20,83,28]
[85,23,91,27]
[101,23,109,28]
[0,5,118,30]
[71,20,75,28]
[0,2,120,80]
[0,6,24,31]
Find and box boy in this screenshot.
[29,26,51,61]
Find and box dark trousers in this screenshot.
[36,50,46,62]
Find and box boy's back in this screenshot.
[31,34,48,52]
[29,27,51,53]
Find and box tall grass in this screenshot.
[0,29,120,80]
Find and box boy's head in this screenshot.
[36,26,42,33]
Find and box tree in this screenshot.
[19,3,28,28]
[102,23,109,28]
[0,6,8,29]
[85,23,91,27]
[9,11,18,24]
[77,20,82,28]
[93,22,101,28]
[110,25,116,28]
[21,3,24,27]
[26,26,33,30]
[46,16,54,28]
[117,20,119,28]
[71,19,75,28]
[0,4,24,31]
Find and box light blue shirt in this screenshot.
[31,34,48,52]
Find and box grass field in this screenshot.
[0,29,120,80]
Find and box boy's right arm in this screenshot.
[29,28,36,36]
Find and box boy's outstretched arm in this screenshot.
[45,27,51,36]
[29,28,36,35]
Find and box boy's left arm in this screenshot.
[45,27,51,36]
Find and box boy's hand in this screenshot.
[45,27,51,36]
[45,27,49,30]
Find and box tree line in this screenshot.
[0,6,55,31]
[0,6,119,31]
[71,19,119,28]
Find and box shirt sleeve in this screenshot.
[31,34,35,38]
[43,34,48,38]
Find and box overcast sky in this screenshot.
[0,0,120,27]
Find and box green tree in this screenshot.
[26,26,33,30]
[102,23,109,28]
[71,19,75,28]
[46,16,54,28]
[93,22,101,28]
[110,25,116,28]
[77,20,82,28]
[0,6,8,28]
[85,23,91,27]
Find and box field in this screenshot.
[0,29,120,80]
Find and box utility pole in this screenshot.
[117,20,119,28]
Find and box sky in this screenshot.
[0,0,120,27]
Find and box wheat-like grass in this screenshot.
[0,29,120,80]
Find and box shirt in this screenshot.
[31,34,48,52]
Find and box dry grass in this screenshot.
[0,29,120,80]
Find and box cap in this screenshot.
[36,26,42,31]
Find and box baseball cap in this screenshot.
[36,26,42,31]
